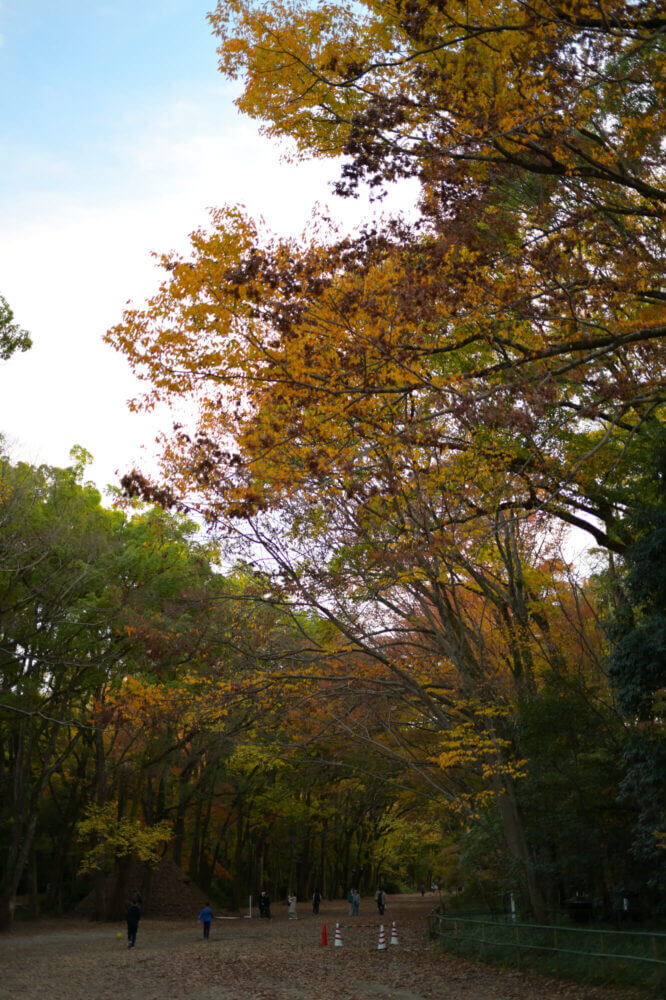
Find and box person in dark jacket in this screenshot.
[126,896,141,948]
[259,889,270,918]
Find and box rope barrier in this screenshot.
[337,921,388,928]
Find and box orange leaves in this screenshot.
[208,0,664,211]
[102,1,662,879]
[210,0,374,154]
[99,669,231,743]
[106,207,261,412]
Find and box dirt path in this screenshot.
[0,894,638,1000]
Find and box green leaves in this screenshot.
[0,295,31,362]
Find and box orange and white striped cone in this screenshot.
[377,924,387,951]
[334,922,343,947]
[390,921,399,946]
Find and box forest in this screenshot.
[1,0,664,933]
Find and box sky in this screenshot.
[0,1,405,493]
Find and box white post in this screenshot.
[244,894,252,919]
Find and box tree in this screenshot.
[105,176,648,924]
[0,450,237,928]
[210,1,664,200]
[103,0,664,919]
[607,437,666,903]
[0,453,122,930]
[0,295,31,361]
[1,448,452,924]
[107,189,663,558]
[203,0,665,544]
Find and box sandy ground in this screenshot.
[0,894,639,1000]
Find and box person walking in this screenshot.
[197,901,215,939]
[287,891,298,919]
[352,889,360,916]
[126,895,141,948]
[259,889,271,918]
[348,888,354,915]
[312,888,321,915]
[375,887,386,916]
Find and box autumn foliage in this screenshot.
[2,1,664,931]
[101,0,666,923]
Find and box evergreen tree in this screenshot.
[608,439,666,904]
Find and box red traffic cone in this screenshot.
[377,924,387,951]
[390,921,399,946]
[321,923,328,946]
[334,922,343,947]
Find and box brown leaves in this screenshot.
[0,899,640,1000]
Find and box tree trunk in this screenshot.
[496,776,549,922]
[0,719,63,931]
[108,855,133,921]
[92,726,107,921]
[0,808,39,932]
[44,763,87,914]
[28,850,39,918]
[188,798,203,882]
[320,824,327,899]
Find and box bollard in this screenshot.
[334,923,343,947]
[390,921,399,946]
[377,924,387,951]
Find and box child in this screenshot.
[198,901,215,939]
[126,895,141,948]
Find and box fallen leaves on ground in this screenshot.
[1,895,641,1000]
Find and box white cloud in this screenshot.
[0,89,418,494]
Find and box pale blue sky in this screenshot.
[0,1,336,489]
[0,2,229,207]
[0,1,415,493]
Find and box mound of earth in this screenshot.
[74,859,211,920]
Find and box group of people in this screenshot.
[124,885,389,946]
[346,887,387,916]
[260,887,322,920]
[266,885,387,921]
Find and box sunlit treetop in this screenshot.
[209,0,665,205]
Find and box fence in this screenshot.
[428,910,666,992]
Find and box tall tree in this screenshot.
[202,0,665,543]
[608,436,666,900]
[0,451,135,929]
[0,451,226,928]
[104,0,664,919]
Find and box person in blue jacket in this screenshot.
[197,902,215,939]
